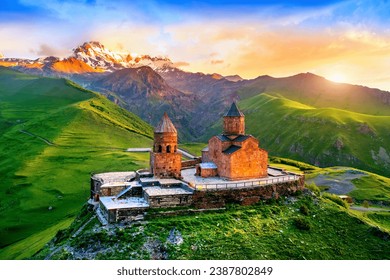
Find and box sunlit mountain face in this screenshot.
[0,41,174,74]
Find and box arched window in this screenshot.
[174,145,177,152]
[158,145,162,153]
[167,145,171,153]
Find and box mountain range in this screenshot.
[1,41,390,176]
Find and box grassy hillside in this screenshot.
[0,67,153,259]
[237,73,390,116]
[36,194,390,260]
[203,93,390,177]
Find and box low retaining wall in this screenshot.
[100,201,147,223]
[192,176,305,209]
[181,158,202,168]
[145,193,193,208]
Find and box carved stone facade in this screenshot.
[199,102,268,180]
[150,113,182,178]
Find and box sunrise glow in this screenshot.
[328,73,348,84]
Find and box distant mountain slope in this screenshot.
[89,66,198,139]
[237,73,390,116]
[0,67,152,259]
[203,92,390,177]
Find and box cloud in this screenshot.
[211,60,224,65]
[32,44,60,56]
[173,61,190,68]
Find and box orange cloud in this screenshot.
[173,61,190,68]
[162,20,390,89]
[211,60,224,65]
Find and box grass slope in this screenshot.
[204,93,390,177]
[0,68,152,259]
[237,73,390,116]
[37,195,390,260]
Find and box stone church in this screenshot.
[90,103,303,224]
[197,102,268,180]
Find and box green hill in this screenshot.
[34,157,390,260]
[0,67,153,259]
[203,92,390,177]
[35,194,390,260]
[237,73,390,116]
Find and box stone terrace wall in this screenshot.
[145,193,193,208]
[100,185,125,197]
[192,176,305,209]
[181,158,202,168]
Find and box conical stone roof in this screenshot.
[155,112,177,133]
[224,102,244,117]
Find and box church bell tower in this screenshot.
[150,113,182,178]
[223,102,245,135]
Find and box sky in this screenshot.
[1,0,390,90]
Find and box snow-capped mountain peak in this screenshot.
[72,41,173,71]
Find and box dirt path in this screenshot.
[126,148,151,152]
[126,147,198,160]
[307,170,367,195]
[44,215,96,260]
[350,206,390,212]
[19,130,55,146]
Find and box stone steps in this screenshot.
[96,206,108,226]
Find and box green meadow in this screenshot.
[0,68,152,259]
[37,194,390,260]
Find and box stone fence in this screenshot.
[192,175,305,209]
[193,174,301,191]
[181,157,202,168]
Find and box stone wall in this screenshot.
[100,185,126,197]
[199,166,218,177]
[116,208,147,223]
[100,201,147,223]
[181,157,202,168]
[150,152,182,178]
[90,176,103,201]
[207,136,230,176]
[192,176,305,209]
[228,139,268,180]
[202,150,211,162]
[223,116,245,135]
[145,193,193,208]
